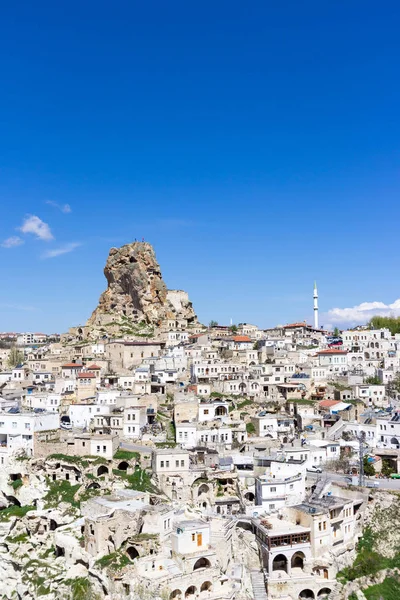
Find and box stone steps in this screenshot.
[250,571,268,600]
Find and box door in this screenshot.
[197,533,202,547]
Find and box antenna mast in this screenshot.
[358,431,366,487]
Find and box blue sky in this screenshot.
[1,1,400,332]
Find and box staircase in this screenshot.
[327,417,345,440]
[250,571,268,600]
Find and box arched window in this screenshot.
[272,554,288,573]
[299,591,315,599]
[291,551,305,569]
[193,558,211,571]
[126,546,139,561]
[97,465,109,476]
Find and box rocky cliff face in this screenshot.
[86,241,198,331]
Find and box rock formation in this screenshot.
[85,241,198,335]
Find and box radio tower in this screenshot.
[313,281,319,330]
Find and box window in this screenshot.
[176,460,179,467]
[319,523,322,531]
[166,461,169,467]
[181,460,184,467]
[103,446,106,453]
[323,522,327,530]
[12,422,17,429]
[97,446,100,452]
[270,487,276,492]
[25,423,31,430]
[269,504,275,510]
[160,461,164,468]
[204,409,209,415]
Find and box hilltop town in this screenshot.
[1,241,400,600]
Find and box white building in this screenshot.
[69,404,111,429]
[24,392,61,413]
[316,349,348,374]
[377,411,400,449]
[198,400,229,423]
[171,520,211,555]
[0,412,59,465]
[255,459,306,512]
[123,406,147,438]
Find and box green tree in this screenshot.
[333,327,341,337]
[381,459,393,477]
[365,376,381,385]
[209,320,218,327]
[229,324,238,334]
[7,346,24,368]
[363,456,375,477]
[368,315,400,335]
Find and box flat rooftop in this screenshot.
[254,515,309,535]
[175,520,208,530]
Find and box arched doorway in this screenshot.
[193,557,211,571]
[299,591,315,599]
[170,591,182,600]
[272,554,288,573]
[185,586,196,598]
[126,546,139,561]
[317,589,331,599]
[215,406,227,417]
[87,482,100,490]
[200,582,212,593]
[97,465,109,476]
[118,461,129,471]
[198,484,209,496]
[291,551,305,569]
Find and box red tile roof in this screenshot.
[87,364,101,370]
[62,363,83,368]
[77,372,96,379]
[319,399,341,408]
[317,349,347,355]
[232,335,252,342]
[283,322,310,328]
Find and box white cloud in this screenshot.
[19,215,54,241]
[41,242,81,259]
[324,298,400,326]
[1,236,24,248]
[46,200,71,213]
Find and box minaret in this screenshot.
[313,281,319,330]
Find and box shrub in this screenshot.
[113,450,140,461]
[43,480,80,508]
[246,422,256,434]
[0,505,35,521]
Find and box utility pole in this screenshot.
[358,431,366,487]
